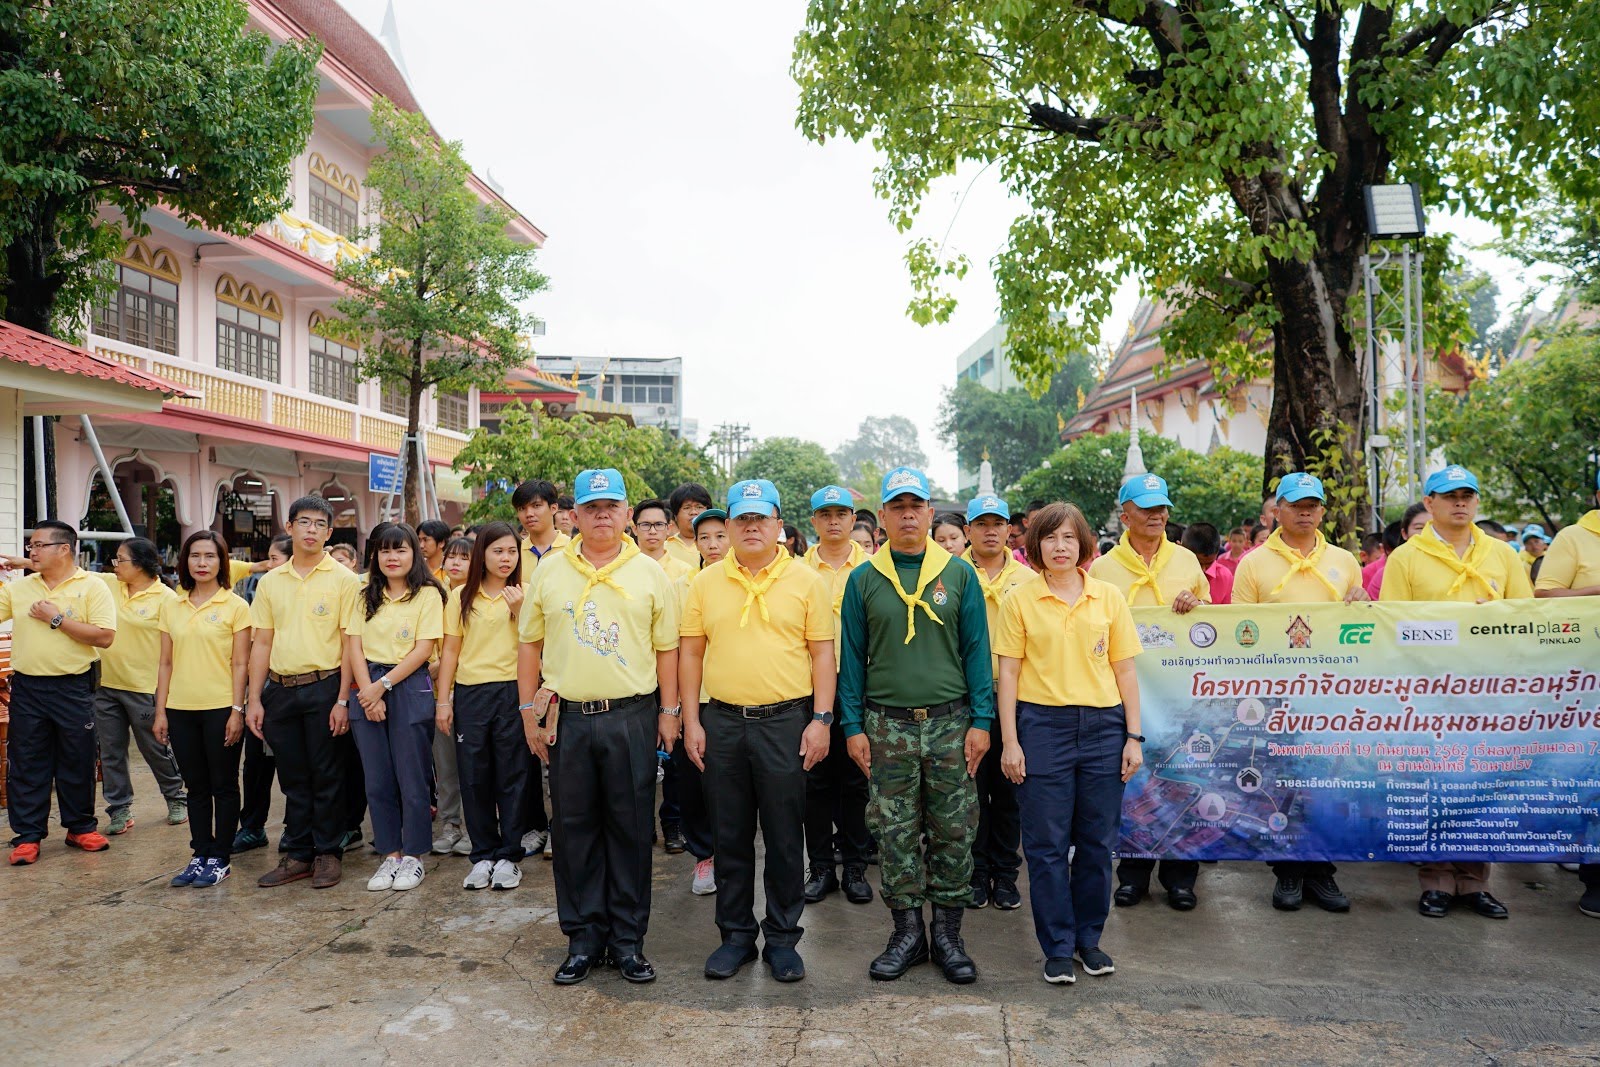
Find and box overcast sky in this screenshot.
[340,1,1542,491]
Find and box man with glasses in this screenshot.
[632,498,693,855]
[4,521,118,865]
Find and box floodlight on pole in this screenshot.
[1363,183,1426,240]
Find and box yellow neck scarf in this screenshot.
[723,548,791,626]
[1578,510,1600,538]
[1108,532,1175,605]
[870,538,952,644]
[962,548,1017,607]
[564,534,639,604]
[1411,522,1502,600]
[1263,528,1344,600]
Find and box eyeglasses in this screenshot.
[27,541,69,553]
[111,556,133,566]
[635,521,670,532]
[292,518,331,531]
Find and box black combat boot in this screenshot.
[930,905,978,984]
[868,907,928,980]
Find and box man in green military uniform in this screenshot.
[840,467,994,984]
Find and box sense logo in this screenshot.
[1339,623,1375,645]
[1396,620,1458,646]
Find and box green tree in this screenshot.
[326,98,548,523]
[795,2,1600,533]
[733,437,841,519]
[832,415,928,481]
[0,0,320,334]
[1015,432,1180,531]
[639,434,722,502]
[938,357,1098,493]
[1160,446,1265,532]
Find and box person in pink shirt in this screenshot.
[1217,526,1250,573]
[1181,523,1233,605]
[1363,503,1428,599]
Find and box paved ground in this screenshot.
[4,769,1599,1066]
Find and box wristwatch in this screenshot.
[813,710,835,726]
[379,675,394,692]
[49,614,64,630]
[1125,731,1145,743]
[336,697,350,708]
[230,705,245,714]
[660,704,682,718]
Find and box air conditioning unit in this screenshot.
[656,405,668,415]
[545,402,563,417]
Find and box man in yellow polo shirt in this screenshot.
[520,468,681,986]
[1535,471,1600,918]
[2,521,117,865]
[1088,473,1208,910]
[681,479,834,983]
[1383,464,1530,920]
[664,483,713,569]
[515,478,571,575]
[246,495,361,890]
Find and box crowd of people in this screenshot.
[2,458,1597,987]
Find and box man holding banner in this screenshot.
[1381,464,1531,919]
[1233,472,1365,914]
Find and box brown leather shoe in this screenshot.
[311,854,342,889]
[258,857,312,887]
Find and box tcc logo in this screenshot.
[1339,623,1375,645]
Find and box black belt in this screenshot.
[867,698,966,723]
[268,668,339,688]
[560,692,654,716]
[709,695,809,720]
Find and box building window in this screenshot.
[382,381,409,418]
[617,374,676,405]
[308,314,359,404]
[437,388,470,432]
[94,240,181,355]
[214,275,282,382]
[308,153,361,238]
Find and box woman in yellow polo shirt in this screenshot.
[995,502,1144,986]
[346,523,447,893]
[153,532,252,888]
[436,521,530,892]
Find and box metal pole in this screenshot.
[30,416,49,521]
[79,416,135,534]
[1410,244,1429,481]
[380,436,408,523]
[1361,254,1382,528]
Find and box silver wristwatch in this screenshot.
[660,704,682,718]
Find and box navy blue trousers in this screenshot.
[1017,702,1126,959]
[349,664,435,857]
[7,671,97,842]
[453,680,529,863]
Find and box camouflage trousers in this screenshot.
[864,707,978,910]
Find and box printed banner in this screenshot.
[1119,601,1600,862]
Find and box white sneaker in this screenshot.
[452,833,472,856]
[543,834,555,862]
[521,829,548,855]
[367,856,400,891]
[463,859,495,890]
[391,856,425,891]
[692,857,716,895]
[431,824,462,854]
[491,858,522,890]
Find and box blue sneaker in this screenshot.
[170,857,206,887]
[191,858,231,887]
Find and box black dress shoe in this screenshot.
[704,941,759,979]
[663,824,687,855]
[1166,886,1198,911]
[614,953,657,982]
[1418,890,1452,917]
[1456,891,1508,919]
[553,953,598,985]
[803,865,839,903]
[991,878,1022,911]
[763,944,805,982]
[1113,883,1146,907]
[842,864,873,904]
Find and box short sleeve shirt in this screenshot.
[0,568,117,676]
[351,585,446,665]
[994,571,1140,707]
[681,554,832,706]
[249,555,360,674]
[97,574,176,693]
[159,589,251,710]
[444,583,520,685]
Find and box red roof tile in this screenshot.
[269,0,424,114]
[0,320,190,397]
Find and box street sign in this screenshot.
[369,452,401,494]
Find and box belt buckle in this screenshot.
[741,705,760,720]
[912,707,928,722]
[582,699,610,716]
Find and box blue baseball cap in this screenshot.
[1276,472,1326,504]
[810,485,852,512]
[1118,473,1172,509]
[1424,464,1479,496]
[1520,523,1549,545]
[574,468,627,505]
[965,494,1010,523]
[880,466,931,504]
[691,508,727,531]
[727,479,780,519]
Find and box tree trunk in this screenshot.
[403,342,425,527]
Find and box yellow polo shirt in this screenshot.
[0,568,117,676]
[522,549,678,702]
[444,583,520,685]
[803,540,868,660]
[1380,526,1534,602]
[963,549,1031,673]
[664,535,700,569]
[1536,518,1600,592]
[1232,536,1361,604]
[649,551,694,584]
[249,555,360,675]
[522,531,571,580]
[681,553,832,706]
[1087,543,1209,606]
[96,574,177,693]
[351,585,446,666]
[228,558,255,588]
[994,571,1140,707]
[159,589,251,710]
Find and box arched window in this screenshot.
[94,239,181,355]
[215,274,283,382]
[309,153,361,238]
[308,312,360,404]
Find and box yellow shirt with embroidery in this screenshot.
[664,535,700,569]
[962,549,1032,674]
[994,571,1140,707]
[1535,516,1600,593]
[681,552,833,706]
[159,589,251,710]
[0,568,117,676]
[522,550,678,702]
[1232,535,1361,604]
[802,540,868,662]
[96,574,177,693]
[1380,525,1534,603]
[444,583,520,685]
[350,585,446,666]
[1087,541,1209,606]
[249,555,360,675]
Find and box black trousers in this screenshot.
[668,743,714,861]
[7,671,97,842]
[517,755,549,837]
[549,696,656,956]
[167,707,243,860]
[1118,857,1200,891]
[454,681,529,863]
[972,741,1021,882]
[1581,864,1599,889]
[238,731,276,832]
[338,731,366,835]
[804,718,870,868]
[702,702,808,948]
[261,675,345,860]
